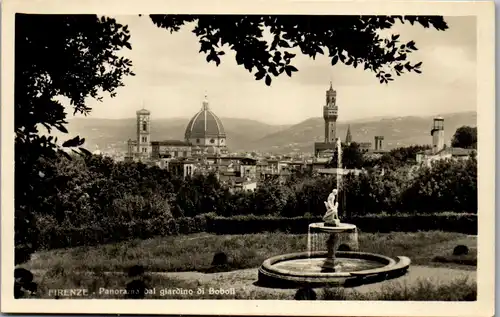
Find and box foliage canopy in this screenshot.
[150,15,448,85]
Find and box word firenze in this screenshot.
[46,288,237,298]
[48,289,89,297]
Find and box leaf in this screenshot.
[55,125,68,134]
[57,149,73,161]
[407,40,416,49]
[235,54,244,65]
[62,136,85,147]
[284,51,296,60]
[287,65,298,72]
[414,61,422,68]
[331,56,339,66]
[394,64,404,72]
[255,71,266,80]
[278,40,290,48]
[214,56,221,66]
[265,74,272,86]
[269,66,279,77]
[78,147,93,156]
[124,42,132,50]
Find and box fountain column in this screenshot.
[322,233,342,272]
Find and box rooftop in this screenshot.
[152,140,191,146]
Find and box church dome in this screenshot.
[184,95,226,139]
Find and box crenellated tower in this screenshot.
[323,82,338,143]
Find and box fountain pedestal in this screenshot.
[322,232,342,272]
[309,222,357,272]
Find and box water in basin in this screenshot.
[273,258,384,273]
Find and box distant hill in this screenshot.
[54,111,476,154]
[245,111,477,153]
[57,117,291,152]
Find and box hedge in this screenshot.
[205,213,477,235]
[36,215,208,250]
[36,213,476,250]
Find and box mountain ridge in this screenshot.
[59,111,477,154]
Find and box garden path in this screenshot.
[157,265,476,298]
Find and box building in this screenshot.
[184,95,228,156]
[361,135,388,160]
[358,142,372,153]
[374,136,384,151]
[125,94,228,162]
[416,116,475,166]
[168,159,197,178]
[314,82,339,157]
[151,140,192,159]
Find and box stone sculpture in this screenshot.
[323,188,341,226]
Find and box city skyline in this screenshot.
[59,15,476,125]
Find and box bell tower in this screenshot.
[431,116,445,154]
[136,107,151,158]
[323,81,338,143]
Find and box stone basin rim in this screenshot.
[309,222,357,233]
[261,251,397,278]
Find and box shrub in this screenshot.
[453,245,469,256]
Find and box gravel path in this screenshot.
[26,265,476,299]
[155,265,476,296]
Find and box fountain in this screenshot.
[258,139,411,288]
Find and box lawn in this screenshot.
[17,231,477,300]
[24,231,476,273]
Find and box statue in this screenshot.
[323,189,341,226]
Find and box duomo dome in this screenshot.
[184,95,227,154]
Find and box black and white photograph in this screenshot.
[1,0,495,316]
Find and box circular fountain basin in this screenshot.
[258,251,411,288]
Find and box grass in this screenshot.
[24,231,476,274]
[321,276,476,301]
[22,267,476,300]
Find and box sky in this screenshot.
[73,15,477,125]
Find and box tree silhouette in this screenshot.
[451,126,477,149]
[342,142,365,169]
[15,14,135,264]
[150,15,448,86]
[326,142,364,169]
